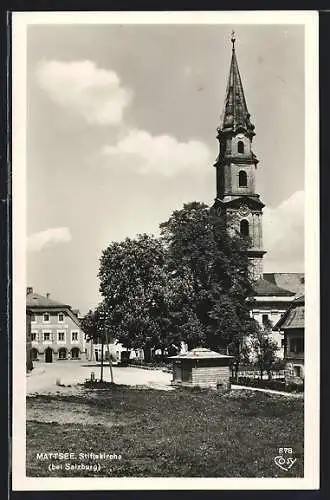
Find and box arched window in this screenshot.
[58,348,67,360]
[31,348,38,361]
[240,219,249,237]
[239,170,247,187]
[71,347,80,359]
[237,141,244,154]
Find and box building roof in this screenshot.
[26,292,69,309]
[219,35,255,137]
[170,347,233,360]
[26,289,83,330]
[273,295,305,330]
[252,278,295,297]
[263,273,305,297]
[223,195,265,210]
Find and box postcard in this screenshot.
[11,10,319,490]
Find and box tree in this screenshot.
[98,202,255,370]
[81,309,99,344]
[81,306,115,382]
[160,201,255,373]
[250,319,279,379]
[98,234,179,359]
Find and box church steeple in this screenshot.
[220,31,255,138]
[213,33,266,280]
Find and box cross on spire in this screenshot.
[231,30,236,49]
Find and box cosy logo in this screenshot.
[274,447,297,471]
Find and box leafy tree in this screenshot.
[98,202,256,372]
[81,306,115,382]
[81,309,100,343]
[160,201,255,374]
[250,318,279,379]
[98,234,180,360]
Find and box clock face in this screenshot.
[238,204,250,217]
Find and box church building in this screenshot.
[213,33,304,355]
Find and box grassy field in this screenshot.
[26,385,304,477]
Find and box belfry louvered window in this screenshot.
[237,140,244,154]
[240,219,249,237]
[239,170,247,187]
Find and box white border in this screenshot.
[12,10,319,491]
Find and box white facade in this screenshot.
[249,295,294,358]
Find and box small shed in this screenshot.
[170,347,233,391]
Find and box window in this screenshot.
[294,366,302,377]
[58,348,67,360]
[31,313,36,322]
[300,277,305,284]
[240,219,249,237]
[71,347,80,359]
[262,314,269,324]
[58,332,65,341]
[72,331,78,341]
[31,348,38,360]
[31,332,37,341]
[238,170,247,187]
[43,313,50,323]
[290,338,304,354]
[237,140,244,154]
[43,332,51,341]
[58,313,64,323]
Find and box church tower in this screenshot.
[213,33,266,280]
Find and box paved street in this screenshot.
[27,361,173,394]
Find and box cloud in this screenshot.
[263,190,304,269]
[102,129,212,176]
[27,227,72,252]
[36,60,132,125]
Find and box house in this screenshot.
[246,273,305,358]
[87,339,187,363]
[248,275,298,357]
[170,347,233,390]
[26,287,87,363]
[26,309,33,372]
[273,295,304,383]
[87,340,138,363]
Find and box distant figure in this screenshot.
[67,352,71,360]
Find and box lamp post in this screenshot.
[105,326,114,384]
[99,310,114,384]
[98,311,105,382]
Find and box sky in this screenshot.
[26,23,305,314]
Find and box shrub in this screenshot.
[230,376,304,393]
[127,358,172,371]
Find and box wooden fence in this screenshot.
[237,370,285,380]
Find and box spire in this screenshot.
[219,33,255,137]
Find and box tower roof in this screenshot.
[219,33,255,137]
